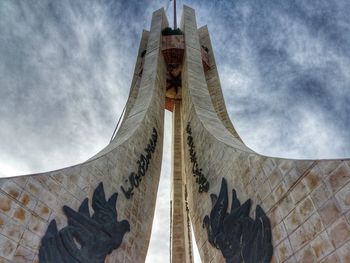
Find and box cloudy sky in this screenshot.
[1,0,350,262]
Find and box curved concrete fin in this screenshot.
[198,25,243,142]
[181,5,350,263]
[0,8,168,263]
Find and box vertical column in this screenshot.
[171,100,192,263]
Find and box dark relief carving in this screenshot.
[166,71,182,95]
[39,183,130,263]
[203,178,273,263]
[121,128,158,199]
[186,123,209,193]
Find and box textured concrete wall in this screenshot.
[181,5,350,263]
[0,8,168,263]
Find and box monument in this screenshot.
[0,5,350,263]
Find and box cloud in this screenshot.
[197,0,350,159]
[0,0,163,174]
[1,1,350,263]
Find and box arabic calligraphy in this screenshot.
[121,128,158,199]
[186,123,209,193]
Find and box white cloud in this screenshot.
[2,1,350,262]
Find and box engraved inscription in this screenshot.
[186,123,209,193]
[121,128,158,199]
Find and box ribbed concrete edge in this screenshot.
[198,25,243,142]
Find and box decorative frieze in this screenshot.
[161,34,185,69]
[186,123,209,193]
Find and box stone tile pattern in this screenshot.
[180,5,350,263]
[0,8,168,263]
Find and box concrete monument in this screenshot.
[0,5,350,263]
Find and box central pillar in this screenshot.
[170,100,192,263]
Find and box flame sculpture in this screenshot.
[203,178,273,263]
[39,182,130,263]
